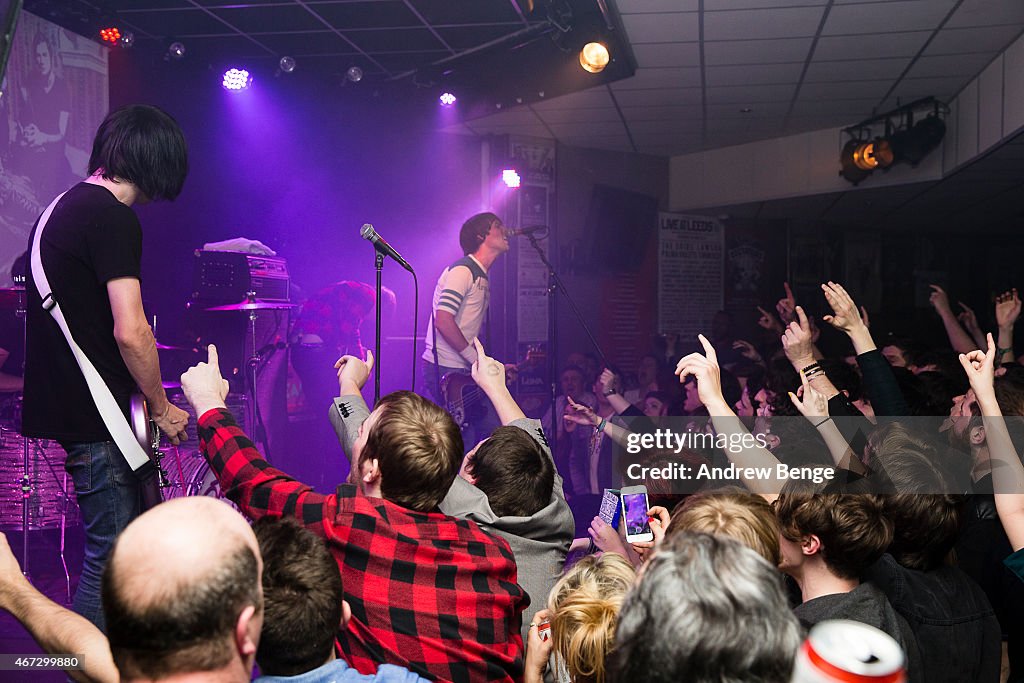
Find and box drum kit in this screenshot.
[0,283,293,590]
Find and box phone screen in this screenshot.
[622,492,652,537]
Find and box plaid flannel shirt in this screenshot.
[197,408,527,683]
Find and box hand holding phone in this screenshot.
[620,485,654,544]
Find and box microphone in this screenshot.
[360,223,414,272]
[506,225,548,237]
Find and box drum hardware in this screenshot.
[205,292,292,460]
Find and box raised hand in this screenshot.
[959,333,997,402]
[756,306,784,334]
[958,302,981,333]
[929,284,953,314]
[180,344,230,420]
[588,515,630,558]
[630,505,669,560]
[563,395,600,427]
[598,368,621,396]
[789,370,830,421]
[335,349,374,393]
[996,288,1022,330]
[470,339,506,394]
[781,306,815,367]
[776,282,797,324]
[732,339,762,362]
[821,282,866,334]
[675,335,727,413]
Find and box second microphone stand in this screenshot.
[521,232,609,440]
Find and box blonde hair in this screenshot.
[547,553,635,683]
[668,487,781,566]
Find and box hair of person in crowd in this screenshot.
[101,498,262,681]
[466,425,554,517]
[667,486,782,566]
[610,532,801,683]
[252,517,346,678]
[89,104,189,201]
[361,390,463,511]
[458,212,501,255]
[547,552,636,683]
[774,480,894,580]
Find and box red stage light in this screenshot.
[100,27,121,45]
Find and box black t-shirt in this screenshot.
[22,183,142,442]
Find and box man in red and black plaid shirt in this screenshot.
[181,345,527,683]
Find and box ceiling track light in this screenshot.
[839,97,947,185]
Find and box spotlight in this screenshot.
[346,66,364,83]
[99,27,121,45]
[119,31,134,48]
[222,68,252,91]
[279,56,296,73]
[439,92,457,107]
[839,98,947,185]
[167,42,186,60]
[502,169,521,188]
[579,42,609,73]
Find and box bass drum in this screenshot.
[159,394,247,514]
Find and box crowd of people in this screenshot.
[0,272,1022,682]
[4,104,1023,683]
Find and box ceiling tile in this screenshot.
[613,87,703,106]
[465,122,553,137]
[211,6,327,33]
[549,120,629,137]
[560,135,636,153]
[814,32,930,61]
[621,12,700,44]
[627,119,702,136]
[705,83,797,104]
[435,25,523,50]
[111,9,231,36]
[531,87,616,110]
[824,1,958,35]
[945,0,1024,29]
[704,38,814,65]
[611,67,701,90]
[621,104,704,121]
[883,75,967,102]
[536,108,623,124]
[346,28,445,52]
[905,52,996,79]
[249,32,357,56]
[307,2,423,30]
[927,25,1024,55]
[616,0,700,12]
[789,98,882,117]
[703,7,826,41]
[707,102,790,118]
[804,57,912,83]
[407,0,523,24]
[465,108,542,126]
[705,62,804,87]
[705,0,828,8]
[798,80,890,101]
[632,42,701,68]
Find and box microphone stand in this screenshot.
[522,233,609,440]
[373,251,384,405]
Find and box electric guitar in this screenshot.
[442,347,545,429]
[129,393,171,510]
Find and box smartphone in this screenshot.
[620,485,654,544]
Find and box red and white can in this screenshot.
[791,620,906,683]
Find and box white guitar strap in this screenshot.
[30,192,151,471]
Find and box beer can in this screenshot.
[791,620,906,683]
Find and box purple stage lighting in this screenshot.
[439,92,457,107]
[222,68,252,91]
[502,169,521,188]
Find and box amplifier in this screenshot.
[192,250,290,302]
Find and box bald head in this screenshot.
[102,498,263,681]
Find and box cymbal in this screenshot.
[205,300,296,312]
[162,381,181,391]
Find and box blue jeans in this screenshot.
[62,440,141,632]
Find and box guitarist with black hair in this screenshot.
[22,104,189,632]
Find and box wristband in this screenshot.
[801,362,822,375]
[997,347,1014,357]
[596,418,607,432]
[813,417,832,428]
